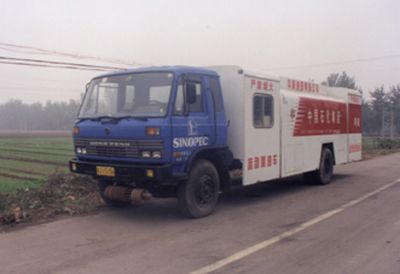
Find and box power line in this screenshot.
[0,60,113,71]
[1,77,86,84]
[262,54,400,71]
[0,86,82,92]
[0,45,34,54]
[0,42,147,67]
[0,43,148,101]
[0,56,127,71]
[0,91,81,96]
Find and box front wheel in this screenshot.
[178,160,220,218]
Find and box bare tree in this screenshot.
[322,72,357,89]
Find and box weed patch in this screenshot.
[0,173,103,227]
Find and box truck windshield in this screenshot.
[79,72,174,119]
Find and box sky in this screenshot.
[0,0,399,103]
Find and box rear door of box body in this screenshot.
[348,93,362,161]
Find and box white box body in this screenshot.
[209,66,362,186]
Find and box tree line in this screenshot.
[0,99,80,130]
[0,72,399,136]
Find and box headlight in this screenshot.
[141,151,151,158]
[152,151,162,159]
[76,147,82,154]
[81,148,87,154]
[146,127,160,136]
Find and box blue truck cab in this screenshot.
[70,66,233,218]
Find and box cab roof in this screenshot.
[92,66,219,80]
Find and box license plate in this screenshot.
[96,166,115,177]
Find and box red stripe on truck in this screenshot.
[293,97,347,136]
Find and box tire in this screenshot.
[304,148,334,185]
[178,160,220,218]
[98,180,131,208]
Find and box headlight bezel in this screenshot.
[76,147,87,154]
[141,150,162,159]
[152,151,162,159]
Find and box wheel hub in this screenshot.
[196,175,216,205]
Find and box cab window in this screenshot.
[174,76,203,115]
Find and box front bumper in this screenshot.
[69,158,178,184]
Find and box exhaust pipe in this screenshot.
[131,188,152,205]
[104,186,152,205]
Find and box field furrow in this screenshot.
[0,148,69,162]
[0,155,66,166]
[0,171,38,181]
[17,145,73,152]
[0,135,74,193]
[0,159,68,174]
[0,166,48,176]
[0,148,73,157]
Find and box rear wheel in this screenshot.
[304,148,334,185]
[178,160,220,218]
[98,180,131,208]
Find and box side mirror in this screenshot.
[185,83,196,104]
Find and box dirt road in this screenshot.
[1,153,400,274]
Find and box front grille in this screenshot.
[74,138,164,158]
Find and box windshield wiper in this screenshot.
[76,115,115,121]
[95,115,116,120]
[77,115,148,122]
[114,115,148,121]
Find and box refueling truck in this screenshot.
[69,66,362,218]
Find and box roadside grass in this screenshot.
[362,136,400,160]
[0,176,43,193]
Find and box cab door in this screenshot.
[171,74,215,166]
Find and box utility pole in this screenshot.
[390,107,394,139]
[381,105,385,137]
